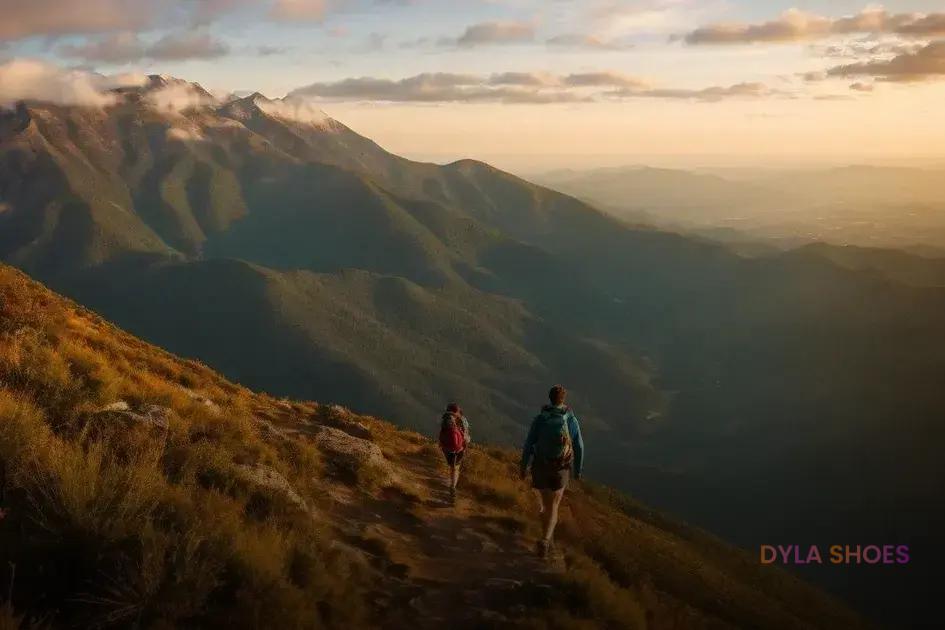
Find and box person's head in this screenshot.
[446,402,461,415]
[548,384,567,406]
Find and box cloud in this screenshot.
[60,30,230,63]
[685,8,945,45]
[0,0,353,41]
[826,40,945,82]
[289,72,775,104]
[253,95,330,125]
[257,45,288,56]
[59,32,146,63]
[685,9,831,44]
[589,0,698,36]
[849,81,874,92]
[0,58,123,107]
[814,39,927,60]
[613,81,778,101]
[546,33,634,51]
[146,79,218,112]
[289,72,586,103]
[269,0,328,21]
[562,72,649,89]
[487,72,559,87]
[446,21,535,47]
[0,0,160,41]
[147,31,229,60]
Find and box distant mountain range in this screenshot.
[2,75,943,626]
[535,164,945,255]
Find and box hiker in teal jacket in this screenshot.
[520,384,584,558]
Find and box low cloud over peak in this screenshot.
[0,58,141,108]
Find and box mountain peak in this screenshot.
[218,92,330,128]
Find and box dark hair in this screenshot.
[548,385,567,405]
[446,402,461,414]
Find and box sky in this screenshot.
[1,0,944,171]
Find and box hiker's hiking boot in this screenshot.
[536,539,552,559]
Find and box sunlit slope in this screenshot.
[0,263,869,629]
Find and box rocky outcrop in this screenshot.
[310,424,397,487]
[319,404,374,440]
[96,401,172,430]
[235,463,312,514]
[181,388,222,415]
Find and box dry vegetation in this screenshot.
[0,265,867,629]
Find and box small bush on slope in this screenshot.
[0,265,868,629]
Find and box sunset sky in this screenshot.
[2,0,944,170]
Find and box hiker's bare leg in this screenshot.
[450,463,461,489]
[533,489,544,514]
[541,488,565,542]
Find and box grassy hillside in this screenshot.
[61,257,664,446]
[0,265,869,629]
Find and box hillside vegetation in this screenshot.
[0,265,867,628]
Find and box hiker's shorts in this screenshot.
[531,464,570,491]
[443,449,465,466]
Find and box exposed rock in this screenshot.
[320,404,374,440]
[255,416,295,441]
[96,401,172,430]
[235,463,312,514]
[328,417,373,441]
[181,388,221,415]
[99,401,130,413]
[309,425,397,486]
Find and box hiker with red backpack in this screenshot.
[438,402,471,502]
[520,385,585,558]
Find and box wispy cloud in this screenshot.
[60,30,230,63]
[610,81,781,101]
[270,0,329,21]
[685,8,945,45]
[443,21,535,47]
[0,0,159,41]
[826,40,945,82]
[289,71,778,104]
[546,33,634,51]
[289,72,585,103]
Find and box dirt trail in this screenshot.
[258,403,567,628]
[379,448,565,628]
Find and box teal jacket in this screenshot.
[521,405,585,477]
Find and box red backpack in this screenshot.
[439,414,465,453]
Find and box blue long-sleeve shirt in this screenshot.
[520,405,585,477]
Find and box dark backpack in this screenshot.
[534,407,573,469]
[439,414,465,453]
